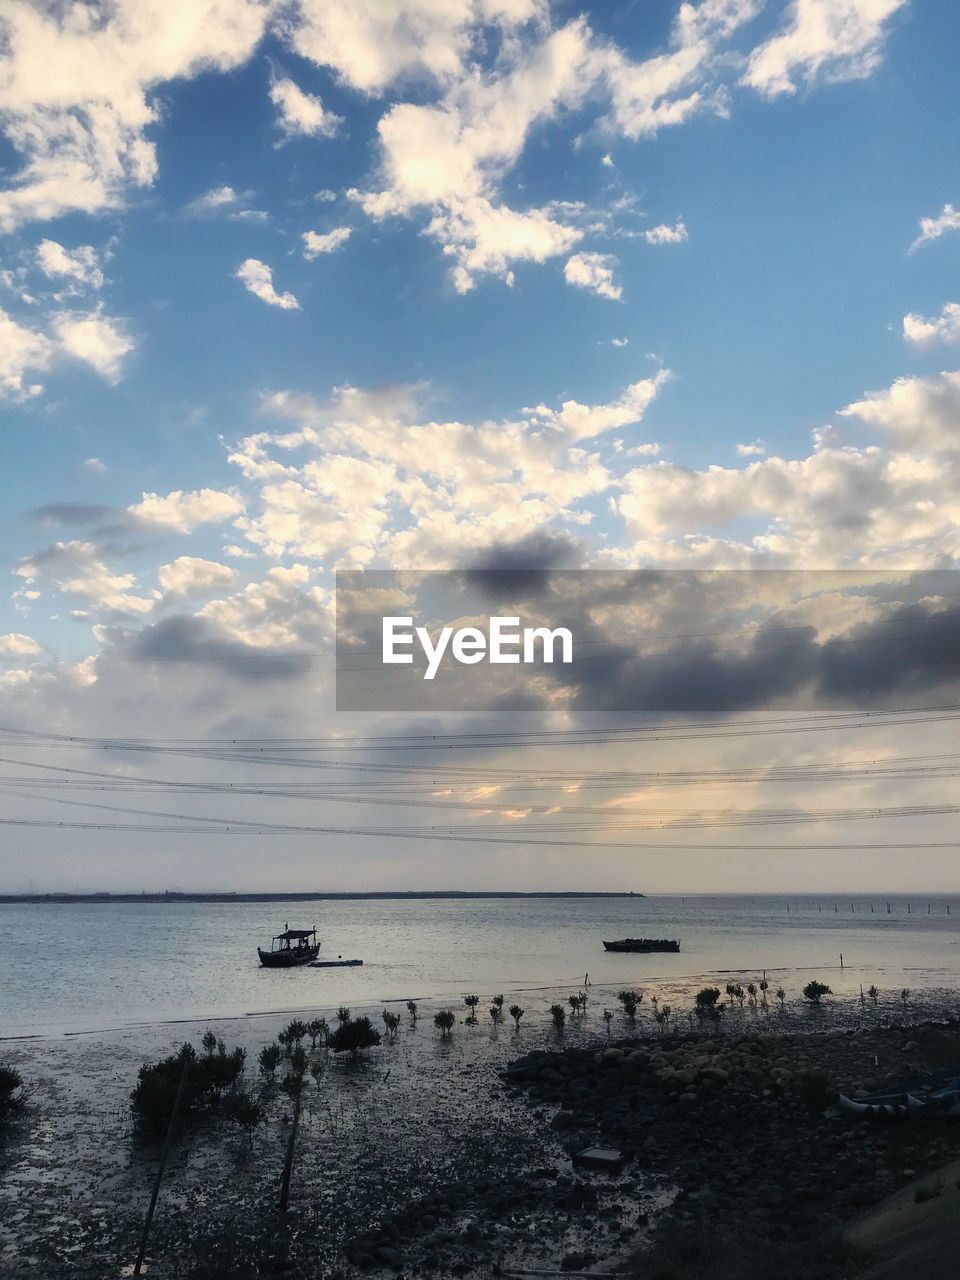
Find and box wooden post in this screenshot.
[133,1047,191,1275]
[279,1088,302,1213]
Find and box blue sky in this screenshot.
[2,0,960,890]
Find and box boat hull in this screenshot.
[258,944,320,968]
[602,939,680,953]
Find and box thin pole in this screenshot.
[279,1088,302,1213]
[133,1047,191,1275]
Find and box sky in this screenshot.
[1,0,960,894]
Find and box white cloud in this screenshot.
[903,304,960,347]
[15,541,155,616]
[36,240,104,289]
[128,488,244,532]
[270,77,342,141]
[742,0,906,98]
[302,227,351,259]
[229,372,668,563]
[156,556,239,602]
[184,184,241,215]
[611,337,629,347]
[83,457,106,474]
[0,306,52,398]
[839,369,960,454]
[910,203,960,252]
[644,219,687,245]
[737,440,767,457]
[234,259,300,310]
[0,1,271,231]
[564,252,622,301]
[53,309,134,382]
[0,633,40,658]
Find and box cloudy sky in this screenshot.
[2,0,960,893]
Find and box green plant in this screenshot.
[464,994,480,1023]
[407,1000,418,1022]
[726,982,744,1008]
[0,1064,26,1130]
[307,1017,328,1049]
[602,1009,613,1035]
[336,1006,351,1025]
[618,989,642,1020]
[222,1089,264,1146]
[550,1003,566,1031]
[434,1009,455,1038]
[489,1003,502,1023]
[131,1039,246,1137]
[775,987,786,1006]
[695,987,721,1009]
[492,994,505,1010]
[381,1009,400,1037]
[258,1043,282,1079]
[508,1004,524,1029]
[867,985,880,1003]
[281,1045,308,1096]
[201,1030,218,1055]
[802,981,832,1005]
[328,1015,381,1059]
[900,988,911,1007]
[309,1056,325,1092]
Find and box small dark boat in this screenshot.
[258,927,320,968]
[603,938,680,953]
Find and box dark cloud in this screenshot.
[461,530,584,600]
[128,615,311,682]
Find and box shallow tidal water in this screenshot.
[3,893,959,1038]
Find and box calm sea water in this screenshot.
[2,894,959,1038]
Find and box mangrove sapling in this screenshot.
[0,1063,27,1131]
[258,1043,282,1080]
[328,1015,381,1060]
[759,977,769,1007]
[695,987,721,1011]
[726,982,745,1008]
[867,985,880,1003]
[602,1009,614,1036]
[549,1003,566,1032]
[464,994,480,1024]
[381,1010,401,1038]
[336,1006,351,1026]
[508,1004,524,1030]
[776,987,786,1008]
[489,1003,502,1024]
[309,1057,325,1094]
[201,1030,218,1055]
[285,1020,307,1047]
[307,1017,328,1050]
[223,1089,264,1148]
[900,988,911,1010]
[131,1038,246,1136]
[407,1000,418,1023]
[747,983,758,1007]
[492,994,505,1012]
[802,981,832,1005]
[654,1004,672,1033]
[434,1009,455,1039]
[617,990,642,1021]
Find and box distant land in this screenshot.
[0,890,644,904]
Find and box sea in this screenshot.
[2,893,959,1039]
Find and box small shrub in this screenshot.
[492,994,505,1010]
[0,1064,26,1129]
[281,1045,308,1096]
[550,1003,566,1031]
[802,980,832,1005]
[406,1000,418,1022]
[434,1009,455,1038]
[602,1009,613,1035]
[336,1006,351,1026]
[464,994,480,1023]
[489,1004,502,1024]
[867,985,880,1003]
[618,990,642,1020]
[726,982,744,1007]
[131,1038,246,1137]
[695,987,720,1009]
[508,1004,524,1030]
[306,1018,328,1049]
[222,1089,263,1145]
[258,1043,282,1079]
[775,987,786,1006]
[381,1009,400,1038]
[328,1015,381,1059]
[201,1030,218,1055]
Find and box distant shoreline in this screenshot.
[0,890,644,905]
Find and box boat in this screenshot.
[258,926,320,967]
[602,938,680,953]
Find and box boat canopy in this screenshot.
[276,928,315,941]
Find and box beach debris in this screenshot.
[571,1145,632,1173]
